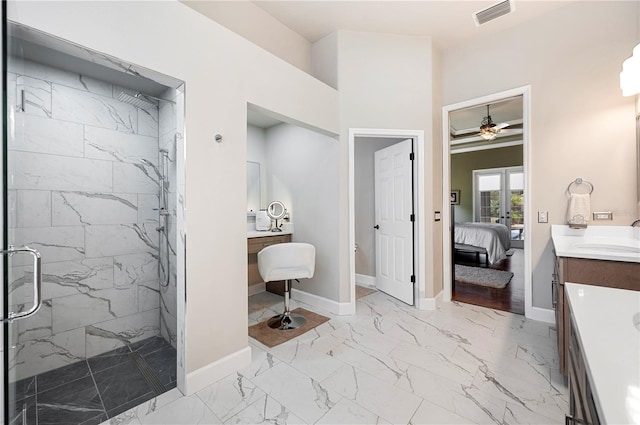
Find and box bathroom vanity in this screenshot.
[564,283,640,425]
[247,230,293,295]
[551,225,640,376]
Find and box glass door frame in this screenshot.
[3,0,10,420]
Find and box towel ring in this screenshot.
[567,178,593,195]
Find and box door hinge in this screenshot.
[410,275,415,283]
[409,152,414,161]
[410,214,415,222]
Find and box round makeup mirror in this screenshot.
[267,201,286,232]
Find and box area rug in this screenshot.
[454,264,514,289]
[248,308,330,348]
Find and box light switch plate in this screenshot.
[538,211,548,223]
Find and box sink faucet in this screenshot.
[632,219,640,227]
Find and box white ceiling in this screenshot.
[240,2,541,142]
[251,0,574,48]
[247,109,283,128]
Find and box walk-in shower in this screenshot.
[2,23,186,425]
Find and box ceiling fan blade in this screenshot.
[496,122,510,129]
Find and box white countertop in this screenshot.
[551,225,640,263]
[565,283,640,425]
[247,229,294,238]
[247,222,294,238]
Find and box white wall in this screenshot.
[442,1,639,309]
[322,30,436,302]
[9,0,340,389]
[431,46,443,296]
[311,32,338,90]
[181,1,312,74]
[265,123,340,300]
[354,137,404,277]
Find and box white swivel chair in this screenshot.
[257,242,315,330]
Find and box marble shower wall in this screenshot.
[158,87,178,348]
[6,59,167,379]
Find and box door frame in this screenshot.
[442,86,536,319]
[348,128,426,311]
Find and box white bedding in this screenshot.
[454,222,511,264]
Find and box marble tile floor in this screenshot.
[9,336,176,425]
[104,291,567,425]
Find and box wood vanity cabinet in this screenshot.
[554,256,640,376]
[566,316,600,425]
[247,233,292,295]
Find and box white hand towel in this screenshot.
[566,193,591,224]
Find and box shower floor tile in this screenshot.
[37,359,92,393]
[87,346,133,374]
[8,336,177,425]
[131,335,172,356]
[143,346,177,387]
[37,376,104,425]
[93,359,155,413]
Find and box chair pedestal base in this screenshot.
[267,279,307,330]
[268,312,307,330]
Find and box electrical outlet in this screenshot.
[538,211,548,223]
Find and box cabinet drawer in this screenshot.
[247,235,291,254]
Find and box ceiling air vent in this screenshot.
[473,0,515,26]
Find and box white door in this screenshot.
[473,166,524,249]
[374,139,414,305]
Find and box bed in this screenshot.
[453,222,511,265]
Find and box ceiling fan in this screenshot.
[478,104,510,141]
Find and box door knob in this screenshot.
[374,225,379,229]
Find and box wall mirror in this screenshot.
[247,161,261,213]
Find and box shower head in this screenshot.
[117,92,158,109]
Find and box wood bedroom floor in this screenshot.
[452,248,525,315]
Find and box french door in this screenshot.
[473,166,524,249]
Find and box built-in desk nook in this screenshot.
[247,230,293,295]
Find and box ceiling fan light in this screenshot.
[479,124,499,140]
[480,132,497,141]
[479,104,501,140]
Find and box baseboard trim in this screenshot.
[355,273,376,288]
[416,290,443,310]
[527,306,555,324]
[184,346,251,395]
[248,283,265,296]
[291,288,354,315]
